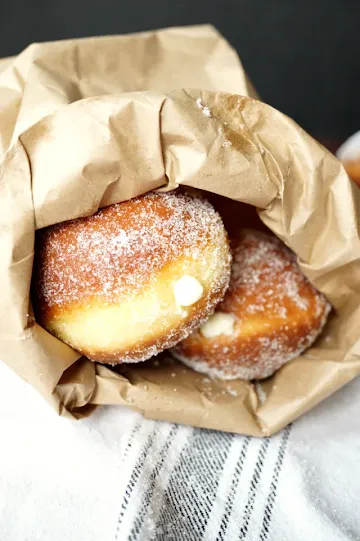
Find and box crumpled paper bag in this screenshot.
[1,25,359,436]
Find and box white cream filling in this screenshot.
[173,275,204,307]
[200,312,236,338]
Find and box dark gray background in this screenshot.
[1,0,358,141]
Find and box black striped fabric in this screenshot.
[259,425,292,541]
[238,439,270,539]
[115,422,292,541]
[216,437,251,541]
[115,425,158,538]
[128,425,179,540]
[153,428,234,541]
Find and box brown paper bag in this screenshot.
[1,26,359,436]
[0,57,11,73]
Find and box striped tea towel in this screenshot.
[0,360,359,541]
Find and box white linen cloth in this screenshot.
[0,359,359,541]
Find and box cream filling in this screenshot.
[200,312,236,338]
[173,275,204,307]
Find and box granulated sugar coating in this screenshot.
[172,229,332,380]
[32,191,231,364]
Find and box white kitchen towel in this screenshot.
[0,359,359,541]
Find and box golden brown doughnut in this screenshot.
[336,133,360,187]
[343,160,360,187]
[32,191,231,364]
[172,229,331,380]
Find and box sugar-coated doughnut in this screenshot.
[343,160,360,187]
[32,192,231,364]
[336,131,360,187]
[172,229,331,380]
